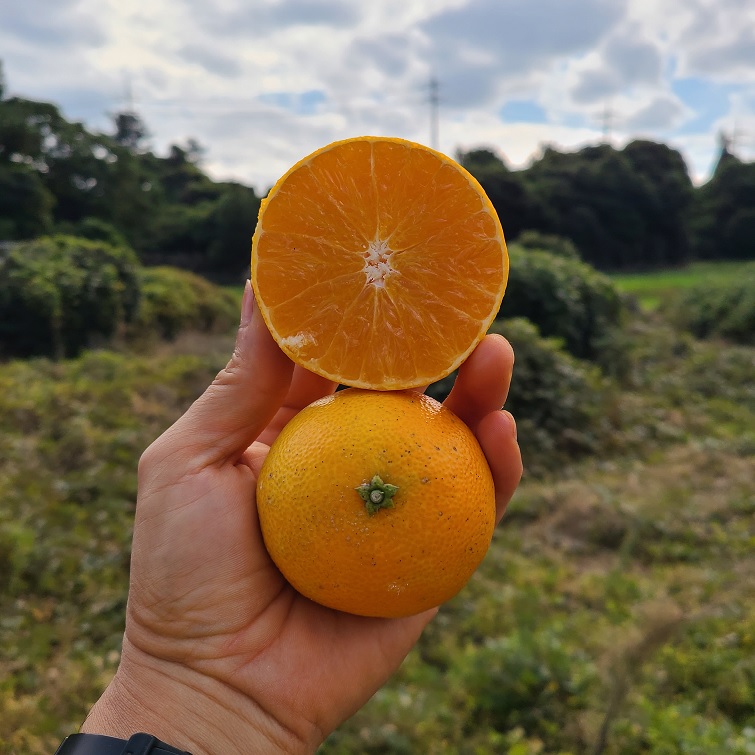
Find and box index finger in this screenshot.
[141,284,294,478]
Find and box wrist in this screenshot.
[82,639,313,755]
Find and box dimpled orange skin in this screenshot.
[256,388,496,618]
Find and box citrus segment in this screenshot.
[256,388,496,618]
[251,135,508,389]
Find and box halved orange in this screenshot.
[251,136,508,389]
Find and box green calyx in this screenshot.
[356,475,399,516]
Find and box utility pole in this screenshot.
[428,77,439,150]
[123,72,136,114]
[600,103,614,143]
[729,120,747,155]
[113,72,147,151]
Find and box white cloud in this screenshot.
[624,95,687,131]
[0,0,752,192]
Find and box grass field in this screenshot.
[611,261,755,309]
[1,260,754,753]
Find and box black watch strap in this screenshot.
[54,732,192,755]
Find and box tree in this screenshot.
[622,140,693,267]
[0,164,55,238]
[458,147,545,240]
[113,109,148,152]
[458,147,508,177]
[185,138,206,165]
[521,143,690,270]
[157,142,216,204]
[0,96,64,164]
[0,94,154,242]
[722,208,755,260]
[690,155,755,261]
[207,184,261,276]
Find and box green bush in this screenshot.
[0,235,141,359]
[494,318,620,473]
[514,230,580,259]
[611,699,754,755]
[129,266,239,341]
[656,615,755,724]
[428,318,619,474]
[498,245,625,370]
[663,270,755,345]
[451,629,596,747]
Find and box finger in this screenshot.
[257,367,337,446]
[443,334,514,431]
[151,282,294,471]
[476,409,523,523]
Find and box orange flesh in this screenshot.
[252,137,508,389]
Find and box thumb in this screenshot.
[152,281,294,471]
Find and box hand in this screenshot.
[82,282,523,754]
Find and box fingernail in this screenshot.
[240,280,254,327]
[502,410,517,439]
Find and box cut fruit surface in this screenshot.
[251,136,508,389]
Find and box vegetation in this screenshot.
[2,273,753,752]
[497,242,625,368]
[519,141,693,270]
[0,347,227,753]
[611,260,755,310]
[2,65,753,278]
[0,236,239,360]
[129,266,239,343]
[690,152,755,261]
[457,139,751,272]
[1,64,753,755]
[0,235,141,360]
[489,318,619,475]
[661,266,755,345]
[0,78,259,279]
[428,317,619,475]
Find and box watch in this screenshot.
[54,732,192,754]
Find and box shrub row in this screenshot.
[0,236,238,359]
[662,267,755,345]
[131,266,238,342]
[0,235,141,359]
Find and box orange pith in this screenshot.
[256,388,496,618]
[251,136,508,389]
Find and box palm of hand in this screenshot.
[127,368,434,749]
[85,297,521,754]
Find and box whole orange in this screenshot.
[257,388,496,618]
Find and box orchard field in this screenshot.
[1,258,754,754]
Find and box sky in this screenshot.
[2,0,754,193]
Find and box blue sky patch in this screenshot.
[258,90,327,115]
[672,76,735,134]
[500,99,547,123]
